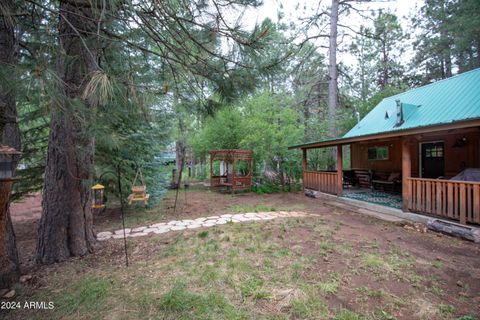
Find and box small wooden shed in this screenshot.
[209,149,253,193]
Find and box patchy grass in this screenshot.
[362,253,385,269]
[332,309,362,320]
[318,273,340,295]
[290,295,329,318]
[228,203,277,213]
[158,281,249,319]
[439,304,456,315]
[227,202,304,214]
[55,276,113,317]
[8,190,480,320]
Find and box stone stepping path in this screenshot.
[96,211,308,241]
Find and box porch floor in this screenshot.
[343,188,402,209]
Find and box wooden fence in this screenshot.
[407,178,480,224]
[303,171,338,195]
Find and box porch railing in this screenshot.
[303,170,338,195]
[407,178,480,224]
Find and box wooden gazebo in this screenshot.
[209,149,253,193]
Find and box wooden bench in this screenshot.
[371,172,401,192]
[351,168,372,188]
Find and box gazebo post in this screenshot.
[248,158,252,191]
[232,157,236,195]
[209,152,213,187]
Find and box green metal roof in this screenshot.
[343,68,480,138]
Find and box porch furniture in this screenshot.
[450,168,480,182]
[342,170,358,188]
[352,168,371,188]
[371,172,401,192]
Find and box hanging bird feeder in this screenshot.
[128,168,149,206]
[0,145,21,180]
[91,183,105,209]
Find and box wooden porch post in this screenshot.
[337,145,343,196]
[302,148,307,171]
[402,138,412,211]
[302,148,307,191]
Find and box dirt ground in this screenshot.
[6,187,480,319]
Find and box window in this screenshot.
[425,145,443,158]
[368,146,389,160]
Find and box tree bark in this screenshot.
[380,40,389,87]
[328,0,339,135]
[0,0,21,288]
[327,0,339,169]
[175,139,186,187]
[36,0,102,264]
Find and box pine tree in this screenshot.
[36,0,105,263]
[0,0,21,288]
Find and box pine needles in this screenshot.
[83,70,114,107]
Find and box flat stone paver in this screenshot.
[97,211,309,241]
[153,229,169,234]
[114,228,131,235]
[97,231,112,238]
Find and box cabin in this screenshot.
[290,68,480,225]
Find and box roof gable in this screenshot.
[343,68,480,138]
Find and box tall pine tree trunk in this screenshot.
[0,0,20,288]
[380,41,389,87]
[36,0,102,264]
[327,0,339,169]
[175,140,186,187]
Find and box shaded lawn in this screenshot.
[5,190,480,320]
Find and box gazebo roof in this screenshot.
[209,149,253,160]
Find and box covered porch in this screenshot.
[297,121,480,225]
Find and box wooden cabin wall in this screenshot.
[350,140,402,172]
[350,129,480,178]
[415,130,480,178]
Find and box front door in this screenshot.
[421,142,445,178]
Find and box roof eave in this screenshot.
[288,118,480,150]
